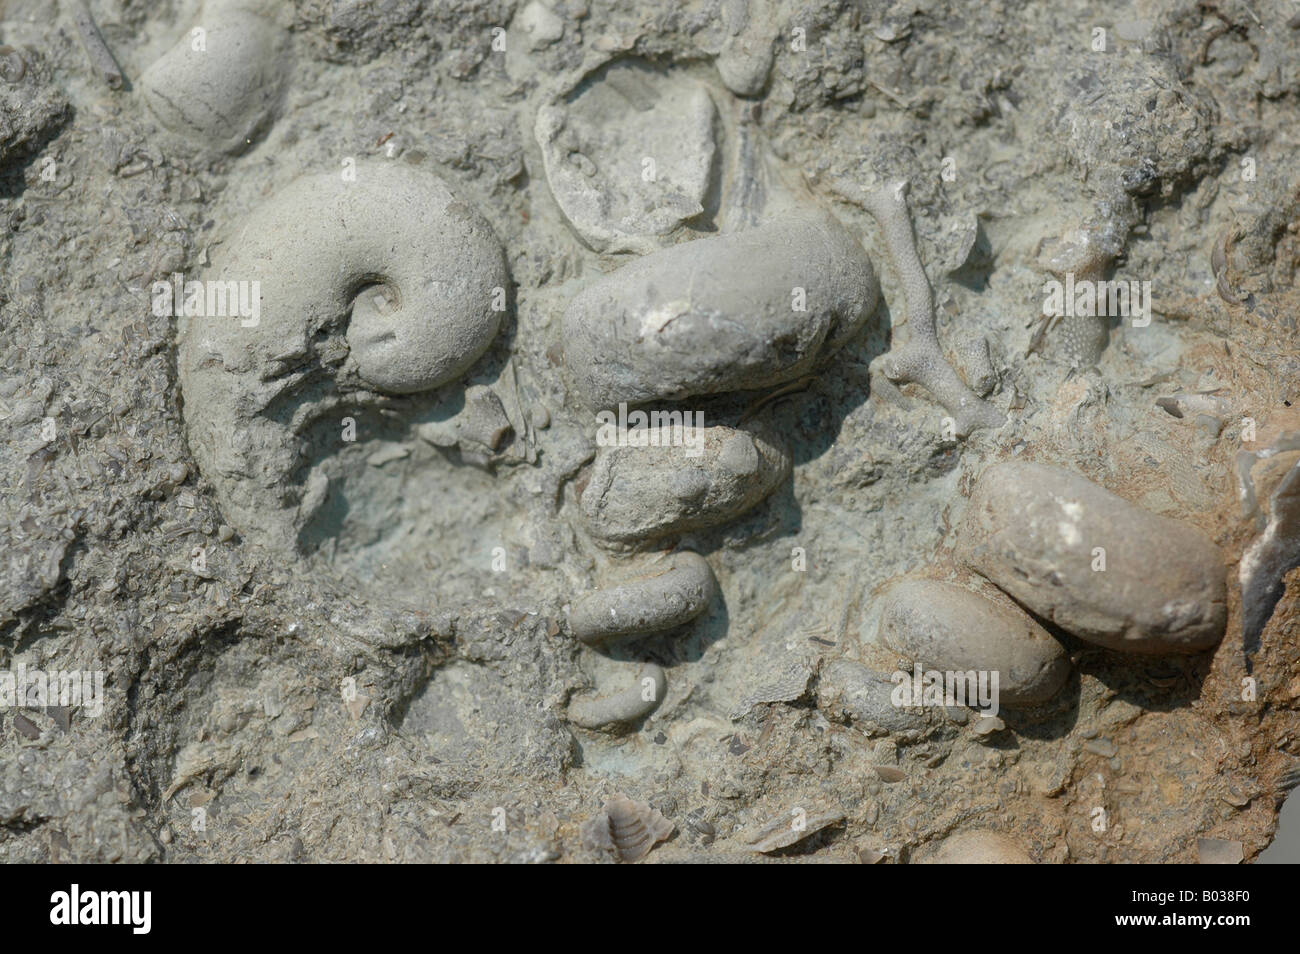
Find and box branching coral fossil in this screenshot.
[849,179,1006,436]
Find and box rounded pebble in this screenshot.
[956,461,1227,654]
[877,578,1071,706]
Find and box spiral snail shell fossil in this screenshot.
[178,161,509,546]
[187,161,507,394]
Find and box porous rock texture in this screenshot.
[2,0,1299,866]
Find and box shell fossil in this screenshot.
[955,460,1227,654]
[534,57,719,255]
[582,794,675,862]
[140,1,290,155]
[579,420,791,546]
[74,3,1293,867]
[568,550,717,646]
[177,161,510,550]
[567,662,667,730]
[561,207,880,409]
[741,806,845,854]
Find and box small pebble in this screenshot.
[1084,738,1118,759]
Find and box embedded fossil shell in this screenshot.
[569,551,716,645]
[567,662,666,730]
[580,422,790,545]
[816,659,929,738]
[1197,837,1244,864]
[582,793,674,862]
[181,161,507,395]
[917,829,1033,864]
[730,658,815,719]
[535,58,718,254]
[741,806,845,853]
[1236,425,1300,657]
[140,4,290,155]
[956,461,1227,654]
[177,162,509,546]
[714,0,778,97]
[561,209,879,408]
[877,577,1071,707]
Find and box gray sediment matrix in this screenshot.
[2,0,1299,867]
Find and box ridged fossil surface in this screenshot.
[581,794,675,862]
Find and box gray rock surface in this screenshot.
[1,0,1296,867]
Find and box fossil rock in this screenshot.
[816,659,929,738]
[956,461,1227,654]
[582,794,674,862]
[140,2,291,155]
[561,209,879,408]
[536,59,718,254]
[917,830,1033,864]
[877,578,1071,706]
[741,806,844,853]
[568,663,666,730]
[580,422,790,546]
[569,551,716,646]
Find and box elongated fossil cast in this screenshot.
[569,551,716,646]
[568,662,667,730]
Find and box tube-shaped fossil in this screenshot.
[860,180,1005,436]
[569,551,717,645]
[568,663,667,729]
